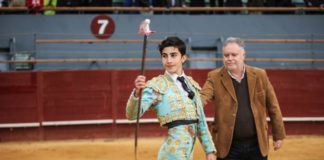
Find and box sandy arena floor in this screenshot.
[0,136,323,160]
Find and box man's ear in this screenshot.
[182,55,187,63]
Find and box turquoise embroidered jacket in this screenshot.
[126,73,216,154]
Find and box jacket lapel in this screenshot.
[246,66,256,102]
[220,67,237,102]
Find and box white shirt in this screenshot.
[165,71,189,97]
[227,65,246,83]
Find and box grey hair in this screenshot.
[223,37,245,50]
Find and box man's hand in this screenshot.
[134,75,146,97]
[206,152,216,160]
[273,140,283,151]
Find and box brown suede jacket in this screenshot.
[200,65,286,158]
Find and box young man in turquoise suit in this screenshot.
[126,36,216,160]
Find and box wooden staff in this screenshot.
[135,19,155,160]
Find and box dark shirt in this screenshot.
[231,73,257,141]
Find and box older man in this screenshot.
[200,37,286,160]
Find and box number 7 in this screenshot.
[97,19,109,35]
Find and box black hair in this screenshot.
[158,36,186,56]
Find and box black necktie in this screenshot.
[177,76,195,99]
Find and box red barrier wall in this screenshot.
[0,69,323,141]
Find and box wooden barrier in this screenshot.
[244,39,324,43]
[0,6,324,12]
[1,57,324,64]
[34,38,324,44]
[0,37,322,65]
[35,39,162,44]
[0,69,323,141]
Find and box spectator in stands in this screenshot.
[209,0,224,14]
[305,0,324,6]
[153,0,186,14]
[26,0,44,14]
[138,0,154,14]
[151,0,164,14]
[200,37,286,160]
[44,0,57,15]
[123,0,153,14]
[83,0,113,14]
[304,0,324,14]
[123,0,137,14]
[189,0,206,14]
[1,0,10,7]
[265,0,294,14]
[126,36,216,160]
[225,0,243,14]
[137,0,153,7]
[247,0,264,14]
[57,0,80,14]
[1,0,25,13]
[168,0,186,7]
[85,0,112,7]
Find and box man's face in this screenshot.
[161,46,186,75]
[223,43,245,73]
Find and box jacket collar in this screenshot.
[220,65,257,102]
[163,72,201,91]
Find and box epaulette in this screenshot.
[146,75,169,94]
[186,76,202,91]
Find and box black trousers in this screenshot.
[217,139,267,160]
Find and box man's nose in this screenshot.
[167,56,172,62]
